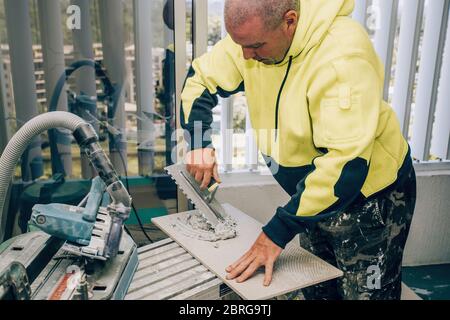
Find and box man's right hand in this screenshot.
[185,148,221,190]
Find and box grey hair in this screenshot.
[224,0,299,31]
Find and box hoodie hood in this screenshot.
[279,0,355,65]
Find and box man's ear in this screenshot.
[284,10,298,29]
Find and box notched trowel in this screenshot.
[165,164,227,227]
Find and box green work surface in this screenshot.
[403,264,450,300]
[126,207,168,225]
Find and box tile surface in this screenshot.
[153,204,343,300]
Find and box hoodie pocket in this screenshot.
[320,84,363,143]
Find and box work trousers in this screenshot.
[300,165,416,300]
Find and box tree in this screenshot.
[208,16,222,46]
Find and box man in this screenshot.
[181,0,416,300]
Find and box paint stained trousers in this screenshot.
[299,164,416,300]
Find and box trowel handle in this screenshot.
[206,179,220,202]
[207,178,220,191]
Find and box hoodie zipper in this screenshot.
[275,56,293,141]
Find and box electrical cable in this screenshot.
[116,145,154,243]
[124,225,132,237]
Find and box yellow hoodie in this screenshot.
[181,0,411,248]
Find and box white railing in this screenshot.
[359,0,450,164]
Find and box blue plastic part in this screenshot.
[30,177,109,246]
[31,203,92,246]
[101,192,111,207]
[83,177,106,222]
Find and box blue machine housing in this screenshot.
[30,177,106,246]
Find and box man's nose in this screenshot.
[242,48,255,60]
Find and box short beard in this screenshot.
[260,58,278,65]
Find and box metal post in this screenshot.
[0,48,14,146]
[353,0,369,28]
[163,0,176,167]
[174,0,187,133]
[245,110,258,171]
[193,0,208,58]
[71,0,98,179]
[133,0,155,176]
[0,88,7,156]
[0,50,10,154]
[98,0,128,175]
[220,98,234,173]
[38,0,72,177]
[4,0,43,182]
[411,0,450,161]
[0,50,11,240]
[431,11,450,160]
[174,0,189,213]
[220,9,233,173]
[391,0,424,137]
[373,0,399,101]
[448,138,450,161]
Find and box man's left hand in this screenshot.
[225,232,282,286]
